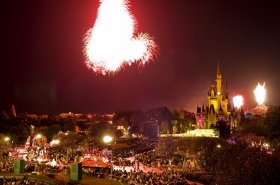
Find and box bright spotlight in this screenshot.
[103,135,113,144]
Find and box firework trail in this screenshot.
[84,0,158,75]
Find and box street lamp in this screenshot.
[36,134,42,139]
[103,135,113,179]
[4,137,10,142]
[103,135,113,144]
[3,137,10,146]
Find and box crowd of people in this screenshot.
[0,153,13,173]
[81,167,202,185]
[112,169,199,185]
[0,176,54,185]
[0,138,204,185]
[79,140,204,185]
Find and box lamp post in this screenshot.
[4,137,10,146]
[103,135,113,180]
[4,137,10,142]
[36,134,42,139]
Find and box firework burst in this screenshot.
[83,0,158,75]
[233,95,244,109]
[253,82,266,105]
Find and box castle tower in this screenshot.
[216,63,222,95]
[197,64,231,128]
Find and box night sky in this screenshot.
[1,0,280,114]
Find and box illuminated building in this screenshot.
[196,64,232,129]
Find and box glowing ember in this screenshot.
[84,0,158,75]
[233,95,244,109]
[253,82,266,105]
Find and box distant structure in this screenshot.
[196,64,234,129]
[0,105,17,119]
[11,105,17,117]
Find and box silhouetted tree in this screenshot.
[216,120,230,139]
[239,122,269,137]
[264,106,280,142]
[45,124,61,141]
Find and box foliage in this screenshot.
[113,111,133,126]
[88,121,114,139]
[239,122,269,137]
[0,119,9,134]
[215,120,230,139]
[159,121,169,134]
[115,129,123,139]
[8,124,29,143]
[264,106,280,142]
[113,107,173,136]
[45,124,62,141]
[172,109,196,133]
[63,122,76,132]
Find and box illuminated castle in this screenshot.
[196,64,232,129]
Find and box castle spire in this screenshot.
[224,79,228,92]
[225,79,228,89]
[217,62,222,77]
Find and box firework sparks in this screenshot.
[83,0,158,75]
[233,95,244,109]
[253,82,266,105]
